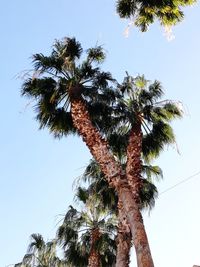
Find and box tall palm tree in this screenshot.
[22,37,123,192]
[21,37,146,267]
[107,74,182,266]
[57,199,117,267]
[21,38,182,267]
[116,0,196,31]
[82,75,182,267]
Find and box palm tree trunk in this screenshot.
[124,123,154,267]
[71,97,122,184]
[116,199,132,267]
[70,97,154,267]
[88,228,101,267]
[126,123,143,202]
[119,185,154,267]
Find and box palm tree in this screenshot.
[112,76,180,184]
[116,0,196,31]
[21,37,145,267]
[22,37,123,193]
[22,38,182,267]
[57,198,117,267]
[114,74,182,197]
[14,233,66,267]
[76,158,162,267]
[105,74,182,266]
[82,74,181,267]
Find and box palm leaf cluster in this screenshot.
[57,197,117,267]
[22,38,118,138]
[76,158,163,212]
[107,74,183,163]
[22,38,182,164]
[14,233,66,267]
[14,203,117,267]
[74,158,162,265]
[116,0,196,31]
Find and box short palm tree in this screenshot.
[14,233,66,267]
[76,158,162,267]
[57,199,117,267]
[116,0,196,31]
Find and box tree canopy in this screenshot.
[116,0,196,31]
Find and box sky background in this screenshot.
[1,1,200,266]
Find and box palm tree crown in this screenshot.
[57,198,117,267]
[14,233,66,267]
[22,37,116,138]
[116,0,196,31]
[108,74,183,163]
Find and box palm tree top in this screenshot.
[14,233,66,267]
[21,37,183,163]
[108,74,183,162]
[116,0,196,31]
[57,200,117,267]
[118,74,182,119]
[21,37,117,138]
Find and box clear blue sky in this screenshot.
[1,1,200,266]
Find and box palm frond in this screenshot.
[54,37,83,61]
[75,187,89,204]
[22,77,57,98]
[87,46,106,63]
[142,164,163,181]
[116,0,195,31]
[22,253,33,265]
[28,233,45,253]
[142,120,175,162]
[64,240,88,267]
[92,71,114,89]
[116,0,138,18]
[148,80,164,101]
[139,179,158,211]
[33,53,63,74]
[22,37,117,140]
[57,224,78,249]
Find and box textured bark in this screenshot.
[88,228,101,267]
[71,97,122,185]
[116,199,132,267]
[125,122,154,267]
[126,123,143,203]
[70,97,154,267]
[119,186,154,267]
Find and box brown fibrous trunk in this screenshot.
[116,199,132,267]
[88,228,101,267]
[125,122,154,267]
[71,97,122,185]
[119,186,154,267]
[126,123,143,203]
